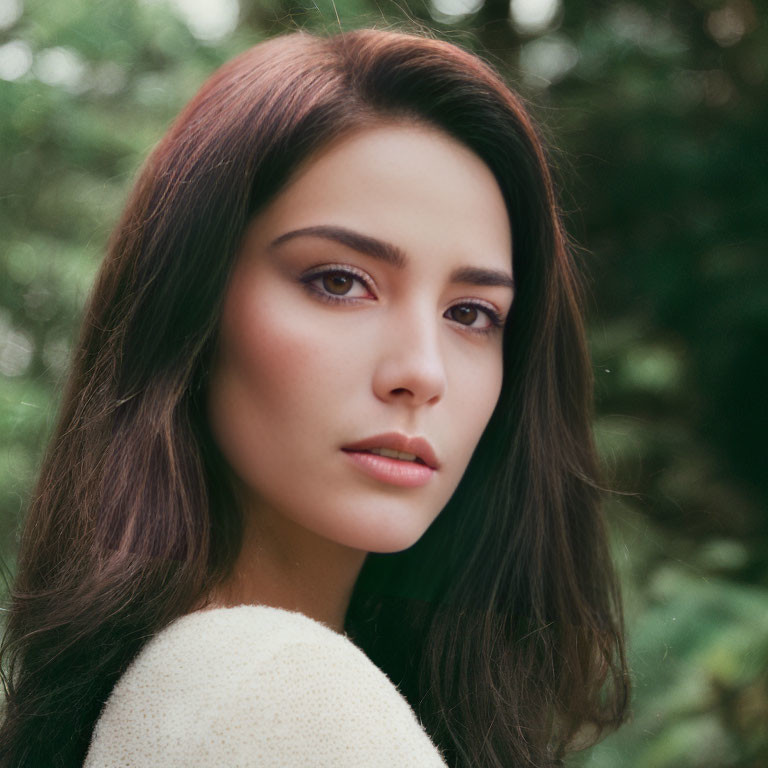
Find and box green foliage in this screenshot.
[1,0,766,764]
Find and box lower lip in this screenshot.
[342,450,435,487]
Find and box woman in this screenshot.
[0,26,629,768]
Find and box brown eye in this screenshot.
[449,305,478,325]
[322,272,354,295]
[302,266,373,301]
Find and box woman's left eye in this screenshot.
[444,304,503,333]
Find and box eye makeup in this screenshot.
[301,263,376,300]
[299,264,506,335]
[445,303,504,334]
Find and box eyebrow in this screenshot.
[269,225,515,291]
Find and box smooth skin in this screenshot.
[204,121,514,632]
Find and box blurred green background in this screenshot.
[1,0,766,765]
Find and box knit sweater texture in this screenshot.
[84,604,448,767]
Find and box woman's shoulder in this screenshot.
[121,603,348,672]
[84,604,447,767]
[99,603,394,704]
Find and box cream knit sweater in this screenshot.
[84,604,448,767]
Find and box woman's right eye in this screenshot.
[301,267,375,302]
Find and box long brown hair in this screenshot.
[0,26,628,767]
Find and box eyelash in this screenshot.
[300,265,505,335]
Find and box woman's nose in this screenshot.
[371,311,447,407]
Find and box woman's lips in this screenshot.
[342,450,435,487]
[340,432,440,469]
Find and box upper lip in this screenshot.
[341,432,440,470]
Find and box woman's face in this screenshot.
[207,122,513,553]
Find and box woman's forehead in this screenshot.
[247,122,513,276]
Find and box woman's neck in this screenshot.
[199,501,368,634]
